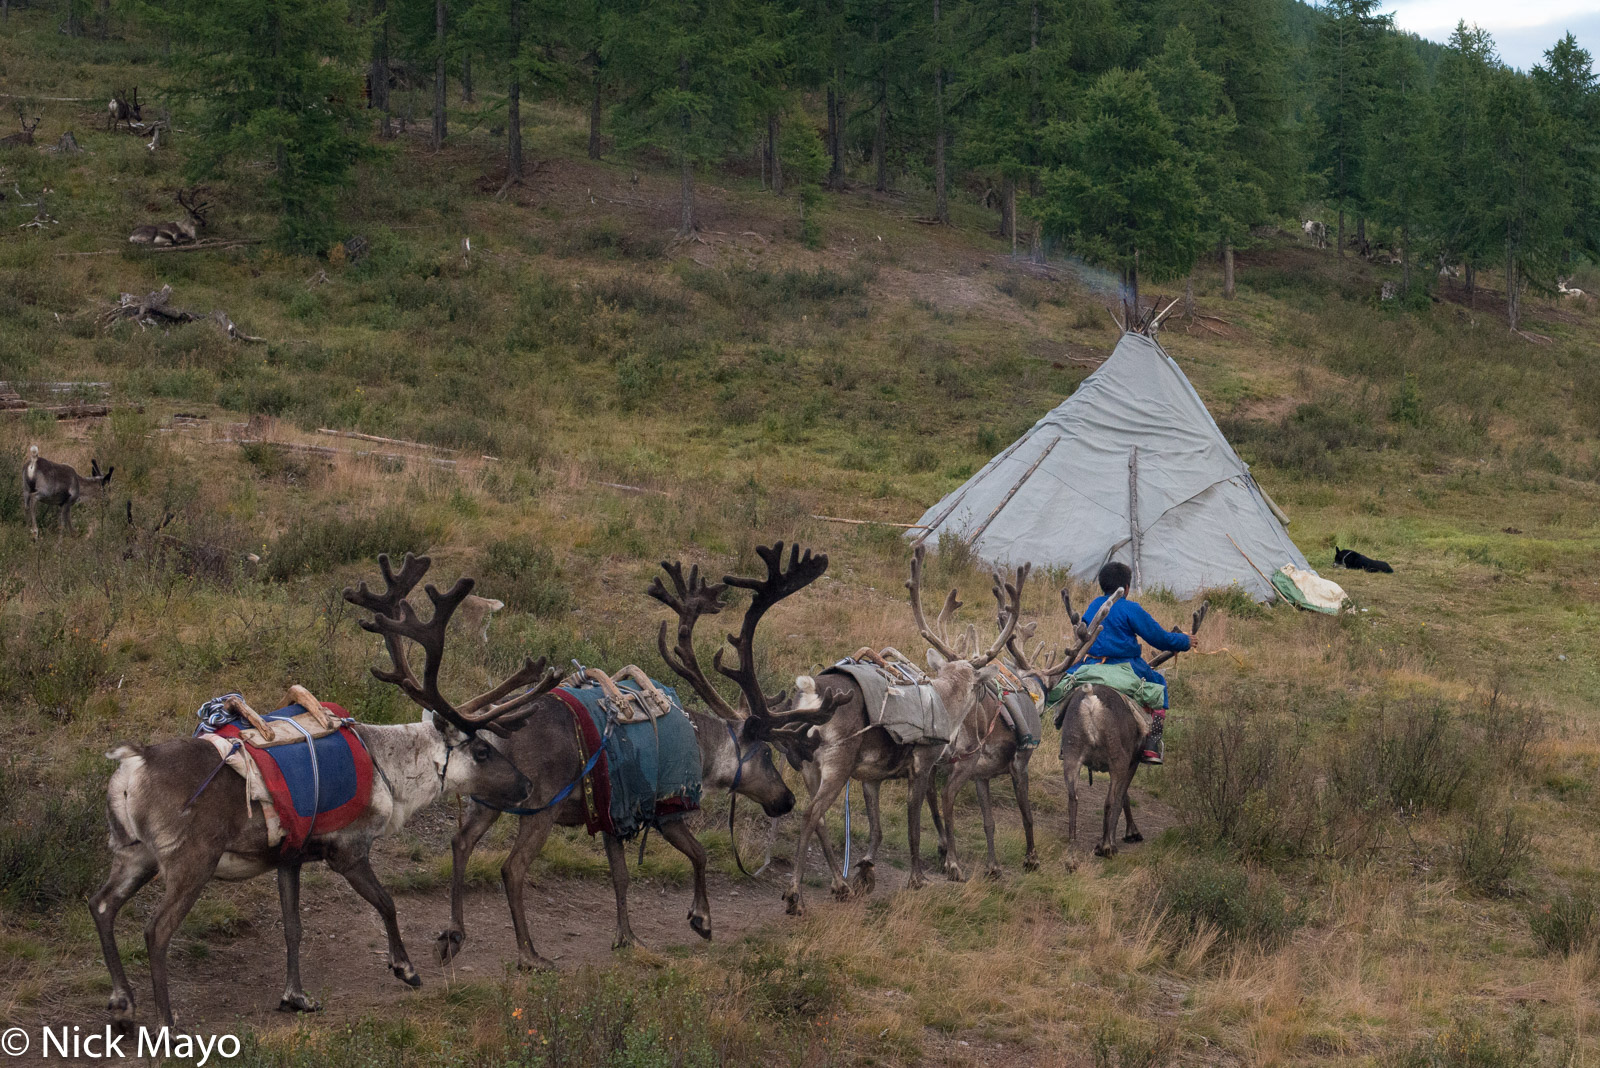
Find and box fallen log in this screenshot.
[0,403,140,420]
[102,285,266,342]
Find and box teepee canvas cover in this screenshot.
[910,332,1307,601]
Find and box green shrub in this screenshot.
[1155,857,1301,947]
[1368,700,1478,814]
[1528,889,1600,955]
[1170,709,1313,859]
[739,945,838,1022]
[1451,806,1532,897]
[1383,1008,1571,1068]
[0,609,110,721]
[262,509,434,580]
[0,764,105,913]
[482,537,570,617]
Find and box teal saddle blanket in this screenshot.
[552,678,703,840]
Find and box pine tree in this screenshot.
[610,0,783,234]
[1427,22,1499,295]
[161,0,372,250]
[1036,67,1200,323]
[1533,33,1600,268]
[1362,32,1428,293]
[1312,0,1388,256]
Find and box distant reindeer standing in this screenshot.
[23,445,114,538]
[0,116,40,148]
[107,88,141,132]
[91,554,551,1027]
[129,187,208,246]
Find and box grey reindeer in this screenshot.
[129,187,208,246]
[924,570,1045,881]
[91,554,553,1027]
[776,546,1021,916]
[23,445,113,538]
[434,547,836,972]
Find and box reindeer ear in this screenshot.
[926,648,948,672]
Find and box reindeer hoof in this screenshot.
[849,861,876,897]
[1122,831,1144,844]
[1093,843,1117,859]
[944,863,966,883]
[1023,854,1040,872]
[983,865,1002,881]
[831,881,854,901]
[278,992,321,1013]
[436,929,464,965]
[518,954,556,973]
[783,890,804,917]
[613,934,642,951]
[689,912,712,941]
[393,962,422,988]
[107,992,135,1023]
[907,870,928,890]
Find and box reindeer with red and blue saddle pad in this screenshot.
[91,555,554,1028]
[439,542,843,970]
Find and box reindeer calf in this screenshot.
[23,445,113,538]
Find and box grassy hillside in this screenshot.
[3,9,1600,1065]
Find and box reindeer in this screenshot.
[1558,277,1586,300]
[1301,219,1327,249]
[919,570,1045,881]
[433,546,833,971]
[91,553,552,1027]
[129,187,208,246]
[23,445,113,538]
[1014,594,1206,862]
[108,88,141,132]
[0,116,40,148]
[775,546,1021,915]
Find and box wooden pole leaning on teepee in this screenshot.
[963,436,1062,548]
[1127,445,1142,592]
[912,431,1035,549]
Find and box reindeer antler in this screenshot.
[717,542,827,714]
[646,561,739,720]
[650,545,844,745]
[907,546,1024,667]
[1021,587,1124,687]
[344,553,557,737]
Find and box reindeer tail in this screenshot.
[793,675,821,712]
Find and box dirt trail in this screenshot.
[28,770,1168,1051]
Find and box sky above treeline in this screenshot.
[1385,0,1599,71]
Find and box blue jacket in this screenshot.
[1080,595,1190,664]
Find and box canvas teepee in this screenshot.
[909,331,1307,601]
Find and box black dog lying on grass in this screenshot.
[1334,546,1393,573]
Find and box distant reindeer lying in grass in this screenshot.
[23,445,113,538]
[129,187,208,246]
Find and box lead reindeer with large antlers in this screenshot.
[434,546,833,971]
[775,545,1021,915]
[91,553,550,1028]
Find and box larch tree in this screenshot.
[1145,24,1261,300]
[1533,33,1600,269]
[1036,67,1200,324]
[159,0,372,250]
[1427,22,1500,297]
[1312,0,1388,256]
[1362,32,1428,294]
[611,0,782,235]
